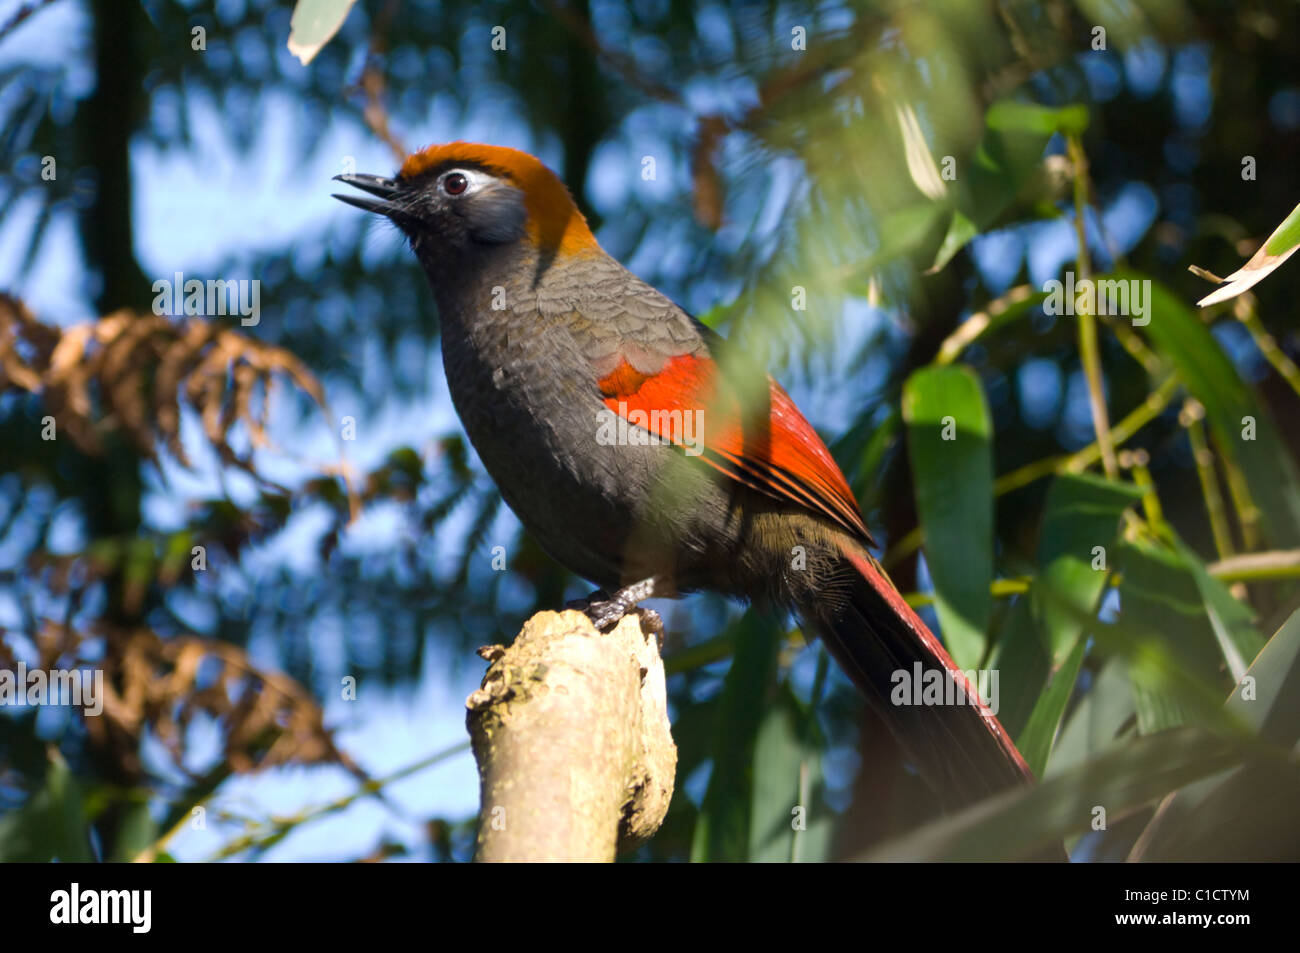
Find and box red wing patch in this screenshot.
[597,354,871,542]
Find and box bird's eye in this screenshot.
[443,172,469,196]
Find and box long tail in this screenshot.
[800,543,1034,811]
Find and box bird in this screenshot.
[334,141,1036,813]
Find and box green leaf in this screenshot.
[1047,657,1136,776]
[841,407,900,510]
[985,100,1089,138]
[848,204,947,285]
[0,752,93,862]
[748,686,832,863]
[859,726,1244,861]
[108,798,158,863]
[1131,271,1300,546]
[664,696,720,778]
[690,612,782,862]
[1264,201,1300,257]
[1173,539,1265,682]
[1230,605,1300,745]
[986,598,1050,741]
[1116,539,1228,733]
[1131,606,1300,860]
[962,125,1055,229]
[903,366,994,668]
[860,594,1285,860]
[894,100,948,201]
[1194,202,1300,306]
[1011,474,1141,773]
[927,210,977,274]
[1016,637,1087,778]
[1032,473,1143,663]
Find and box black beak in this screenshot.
[332,173,402,215]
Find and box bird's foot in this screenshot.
[632,607,664,642]
[565,588,610,614]
[583,598,629,631]
[568,578,659,632]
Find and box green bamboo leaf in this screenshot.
[1016,638,1087,778]
[748,687,832,863]
[1173,539,1265,682]
[664,696,720,777]
[0,752,92,862]
[985,100,1089,137]
[847,204,946,285]
[1131,606,1300,860]
[895,100,948,201]
[860,725,1246,861]
[1129,271,1300,546]
[748,697,804,863]
[1230,606,1300,744]
[107,799,158,863]
[903,365,994,668]
[963,122,1056,229]
[991,476,1139,772]
[690,612,781,862]
[1116,539,1227,734]
[1264,202,1300,256]
[1047,657,1135,776]
[1032,473,1143,664]
[986,599,1050,741]
[927,210,977,274]
[861,594,1277,860]
[832,406,899,510]
[1194,202,1300,306]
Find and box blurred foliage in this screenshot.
[2,0,1300,861]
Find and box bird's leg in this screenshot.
[568,577,660,632]
[564,588,610,612]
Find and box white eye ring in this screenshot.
[439,168,494,198]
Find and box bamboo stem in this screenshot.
[935,284,1036,365]
[1216,431,1264,552]
[901,550,1300,609]
[1068,134,1118,479]
[1235,297,1300,398]
[1181,400,1235,560]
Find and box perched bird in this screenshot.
[334,142,1035,811]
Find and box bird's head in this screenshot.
[333,142,599,270]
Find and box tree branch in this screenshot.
[466,609,676,861]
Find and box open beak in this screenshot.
[332,173,402,215]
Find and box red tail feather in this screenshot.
[801,543,1034,809]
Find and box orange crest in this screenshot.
[399,142,600,257]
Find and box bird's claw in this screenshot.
[568,578,660,633]
[565,589,610,613]
[566,589,627,630]
[633,607,664,641]
[582,597,628,632]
